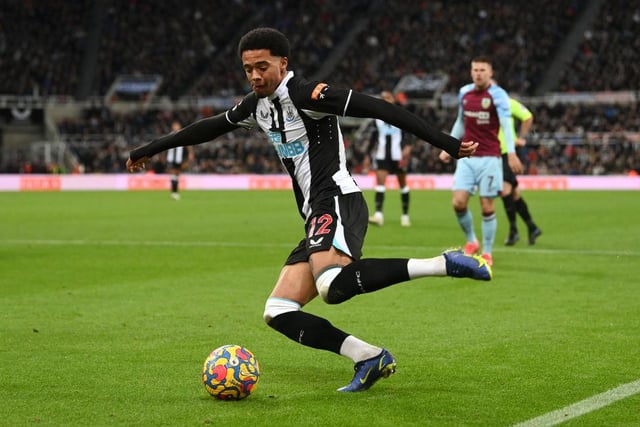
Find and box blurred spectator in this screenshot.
[3,1,639,176]
[188,0,369,97]
[331,1,583,95]
[0,0,88,96]
[95,0,259,99]
[557,0,640,92]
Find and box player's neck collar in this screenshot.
[269,71,294,100]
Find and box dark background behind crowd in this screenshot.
[1,0,639,175]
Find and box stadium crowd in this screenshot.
[35,101,637,176]
[557,0,640,92]
[1,0,639,175]
[330,0,585,95]
[0,0,597,97]
[0,0,87,96]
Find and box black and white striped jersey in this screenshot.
[166,146,185,164]
[226,71,359,220]
[130,73,463,221]
[371,119,403,162]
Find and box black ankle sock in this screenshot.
[515,198,533,224]
[401,192,410,215]
[502,194,517,230]
[375,191,385,212]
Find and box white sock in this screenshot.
[407,256,446,279]
[339,336,381,363]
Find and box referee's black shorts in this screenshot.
[502,153,518,188]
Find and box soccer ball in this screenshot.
[202,344,260,400]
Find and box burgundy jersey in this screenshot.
[453,83,512,157]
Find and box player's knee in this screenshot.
[314,266,343,304]
[316,265,362,305]
[454,205,467,214]
[263,297,300,324]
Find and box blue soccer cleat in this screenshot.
[443,249,493,281]
[337,349,397,392]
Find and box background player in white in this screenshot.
[368,91,412,227]
[126,28,491,393]
[165,120,194,200]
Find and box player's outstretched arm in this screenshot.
[344,92,470,158]
[126,113,239,169]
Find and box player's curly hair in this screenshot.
[238,27,290,59]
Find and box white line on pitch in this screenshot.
[513,379,640,427]
[1,238,291,248]
[0,238,638,257]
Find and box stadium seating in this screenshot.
[556,0,640,92]
[0,1,87,96]
[1,0,638,175]
[0,0,592,98]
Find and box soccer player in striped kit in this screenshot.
[368,91,412,227]
[166,120,193,200]
[127,28,491,393]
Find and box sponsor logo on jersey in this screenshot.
[309,237,324,246]
[464,110,490,120]
[311,83,328,100]
[266,130,282,144]
[274,140,306,158]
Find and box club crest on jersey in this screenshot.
[311,83,328,100]
[285,106,296,122]
[481,97,492,109]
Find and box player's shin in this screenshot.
[264,297,348,352]
[502,193,517,229]
[170,174,179,192]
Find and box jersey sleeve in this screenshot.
[226,92,259,128]
[129,113,240,161]
[509,98,533,122]
[491,86,516,154]
[287,78,352,116]
[450,86,468,140]
[344,92,463,158]
[287,77,462,157]
[450,109,465,139]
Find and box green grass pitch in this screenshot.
[1,189,639,426]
